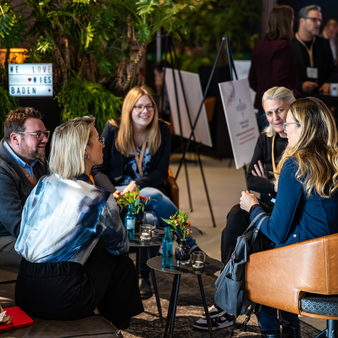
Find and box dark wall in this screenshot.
[278,0,338,26]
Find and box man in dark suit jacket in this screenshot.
[0,107,49,266]
[290,5,336,95]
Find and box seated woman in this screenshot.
[92,86,199,298]
[14,116,143,333]
[193,86,295,332]
[240,97,338,337]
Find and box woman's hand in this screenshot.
[113,190,121,199]
[240,191,259,213]
[122,181,137,194]
[251,160,267,178]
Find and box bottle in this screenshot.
[162,226,173,268]
[124,204,135,241]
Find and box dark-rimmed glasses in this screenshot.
[304,17,322,23]
[134,104,154,112]
[18,131,51,140]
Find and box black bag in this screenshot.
[214,212,270,317]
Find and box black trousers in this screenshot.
[15,242,144,329]
[221,204,250,264]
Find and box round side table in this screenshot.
[147,255,223,337]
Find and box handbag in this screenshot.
[214,212,270,317]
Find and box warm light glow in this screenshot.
[0,48,28,66]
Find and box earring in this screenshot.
[85,154,90,160]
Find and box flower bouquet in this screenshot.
[162,210,192,265]
[116,187,150,216]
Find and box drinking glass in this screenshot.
[191,251,206,272]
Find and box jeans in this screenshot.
[258,305,300,332]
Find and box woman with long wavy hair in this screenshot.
[240,97,338,337]
[93,86,200,298]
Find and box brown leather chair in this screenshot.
[246,233,338,337]
[165,168,179,208]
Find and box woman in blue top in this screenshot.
[240,97,338,338]
[15,116,143,333]
[92,86,199,298]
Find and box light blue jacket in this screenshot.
[15,174,128,264]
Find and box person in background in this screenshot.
[0,107,49,266]
[15,116,143,335]
[92,86,201,299]
[249,5,298,130]
[321,18,338,65]
[240,97,338,338]
[193,87,295,332]
[290,5,336,95]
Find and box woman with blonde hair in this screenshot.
[93,86,199,298]
[15,116,143,333]
[240,97,338,337]
[194,87,295,332]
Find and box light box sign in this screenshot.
[8,63,53,97]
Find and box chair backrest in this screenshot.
[245,233,338,315]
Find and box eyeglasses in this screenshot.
[134,104,154,112]
[99,136,105,145]
[283,122,300,130]
[304,17,322,23]
[18,130,51,140]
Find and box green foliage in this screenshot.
[56,75,122,133]
[116,188,150,216]
[0,86,17,138]
[162,210,192,241]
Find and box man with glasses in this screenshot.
[290,5,336,95]
[0,107,49,266]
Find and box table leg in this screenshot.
[197,274,213,337]
[147,248,163,322]
[164,274,181,338]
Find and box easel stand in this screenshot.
[162,34,216,227]
[174,36,248,192]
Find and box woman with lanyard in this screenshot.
[92,86,200,298]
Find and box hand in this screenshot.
[301,81,318,93]
[122,181,137,194]
[319,83,330,94]
[113,190,121,199]
[251,160,267,178]
[240,191,259,213]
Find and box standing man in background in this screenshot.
[290,5,336,94]
[0,107,49,266]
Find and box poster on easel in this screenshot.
[164,68,213,148]
[218,79,259,169]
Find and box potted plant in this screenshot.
[162,210,192,265]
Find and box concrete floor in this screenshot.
[170,153,326,332]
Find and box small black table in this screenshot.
[129,232,163,321]
[147,255,223,338]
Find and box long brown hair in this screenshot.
[276,97,338,198]
[112,86,161,156]
[265,5,294,40]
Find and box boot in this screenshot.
[261,330,281,338]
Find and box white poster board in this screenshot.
[233,60,255,104]
[164,68,212,147]
[8,63,53,97]
[218,79,259,169]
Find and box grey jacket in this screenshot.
[0,140,49,237]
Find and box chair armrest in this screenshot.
[245,233,338,314]
[166,168,179,208]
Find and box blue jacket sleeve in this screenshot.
[250,158,303,245]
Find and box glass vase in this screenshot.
[175,239,190,265]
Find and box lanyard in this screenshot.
[296,33,315,67]
[18,162,37,186]
[132,141,147,176]
[271,135,277,181]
